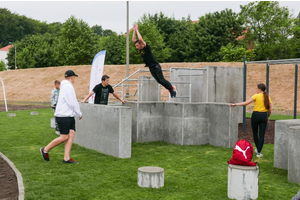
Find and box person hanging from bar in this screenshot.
[229,83,272,158]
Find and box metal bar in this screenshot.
[294,64,298,119]
[266,58,270,93]
[171,81,191,84]
[121,83,124,99]
[126,1,129,97]
[0,78,8,112]
[247,58,300,64]
[178,74,203,76]
[243,57,247,133]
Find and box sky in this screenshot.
[1,1,300,34]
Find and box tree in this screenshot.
[0,60,6,71]
[91,25,104,36]
[240,1,293,60]
[126,14,171,64]
[290,13,300,58]
[219,43,255,62]
[6,33,58,69]
[186,8,244,62]
[168,17,193,62]
[98,32,126,64]
[0,8,49,48]
[54,16,99,66]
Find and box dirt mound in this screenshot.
[0,62,298,114]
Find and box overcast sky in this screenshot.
[1,1,300,34]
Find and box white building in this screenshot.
[0,45,13,69]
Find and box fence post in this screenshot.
[294,64,298,119]
[243,57,247,133]
[0,77,8,112]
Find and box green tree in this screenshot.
[6,33,58,69]
[91,25,104,36]
[290,13,300,58]
[0,60,6,71]
[98,32,126,64]
[240,1,293,60]
[126,14,171,64]
[54,16,99,66]
[0,8,49,48]
[186,8,244,62]
[168,17,193,62]
[219,43,255,62]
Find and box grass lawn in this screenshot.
[0,108,299,199]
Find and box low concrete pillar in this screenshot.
[228,164,259,200]
[30,111,39,115]
[7,113,16,117]
[274,119,300,170]
[138,166,164,188]
[288,126,300,184]
[50,118,55,128]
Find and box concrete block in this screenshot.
[228,164,259,200]
[209,104,238,148]
[50,118,55,128]
[7,113,16,117]
[138,166,164,188]
[288,126,300,184]
[30,111,39,115]
[74,103,132,158]
[274,119,300,169]
[140,76,160,101]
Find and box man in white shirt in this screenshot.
[40,70,82,164]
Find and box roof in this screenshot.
[0,45,13,52]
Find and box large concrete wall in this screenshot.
[125,102,238,148]
[139,76,160,101]
[74,103,132,158]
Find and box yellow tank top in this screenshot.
[252,93,272,112]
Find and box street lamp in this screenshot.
[9,42,17,69]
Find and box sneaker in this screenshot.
[55,126,60,131]
[255,148,258,154]
[63,158,78,164]
[256,153,263,158]
[40,147,49,161]
[169,86,177,98]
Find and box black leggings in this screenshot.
[251,111,268,153]
[149,64,173,91]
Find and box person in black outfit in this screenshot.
[81,75,126,105]
[132,24,177,98]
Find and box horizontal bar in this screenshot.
[247,58,300,64]
[178,74,203,76]
[171,81,191,84]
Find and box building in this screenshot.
[0,45,13,69]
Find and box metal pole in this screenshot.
[294,64,298,119]
[243,57,247,133]
[0,78,8,112]
[266,58,269,93]
[125,1,129,97]
[14,45,17,69]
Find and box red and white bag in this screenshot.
[228,139,256,166]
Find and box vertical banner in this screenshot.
[89,50,106,104]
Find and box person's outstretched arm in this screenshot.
[132,24,137,42]
[135,24,146,46]
[80,91,95,103]
[112,92,127,104]
[228,98,254,107]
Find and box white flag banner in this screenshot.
[89,50,106,104]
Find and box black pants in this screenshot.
[251,111,268,153]
[149,64,173,91]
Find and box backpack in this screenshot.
[228,139,256,166]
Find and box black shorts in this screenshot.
[55,117,76,135]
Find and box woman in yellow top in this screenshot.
[229,83,272,157]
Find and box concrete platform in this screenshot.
[288,126,300,184]
[138,166,164,188]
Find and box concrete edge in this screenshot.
[0,151,25,200]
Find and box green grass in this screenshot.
[0,108,299,199]
[246,112,300,120]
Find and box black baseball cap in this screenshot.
[65,70,78,77]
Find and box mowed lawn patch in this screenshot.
[0,108,299,199]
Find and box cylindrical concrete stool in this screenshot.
[138,166,164,188]
[228,164,259,200]
[51,118,55,128]
[30,111,39,115]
